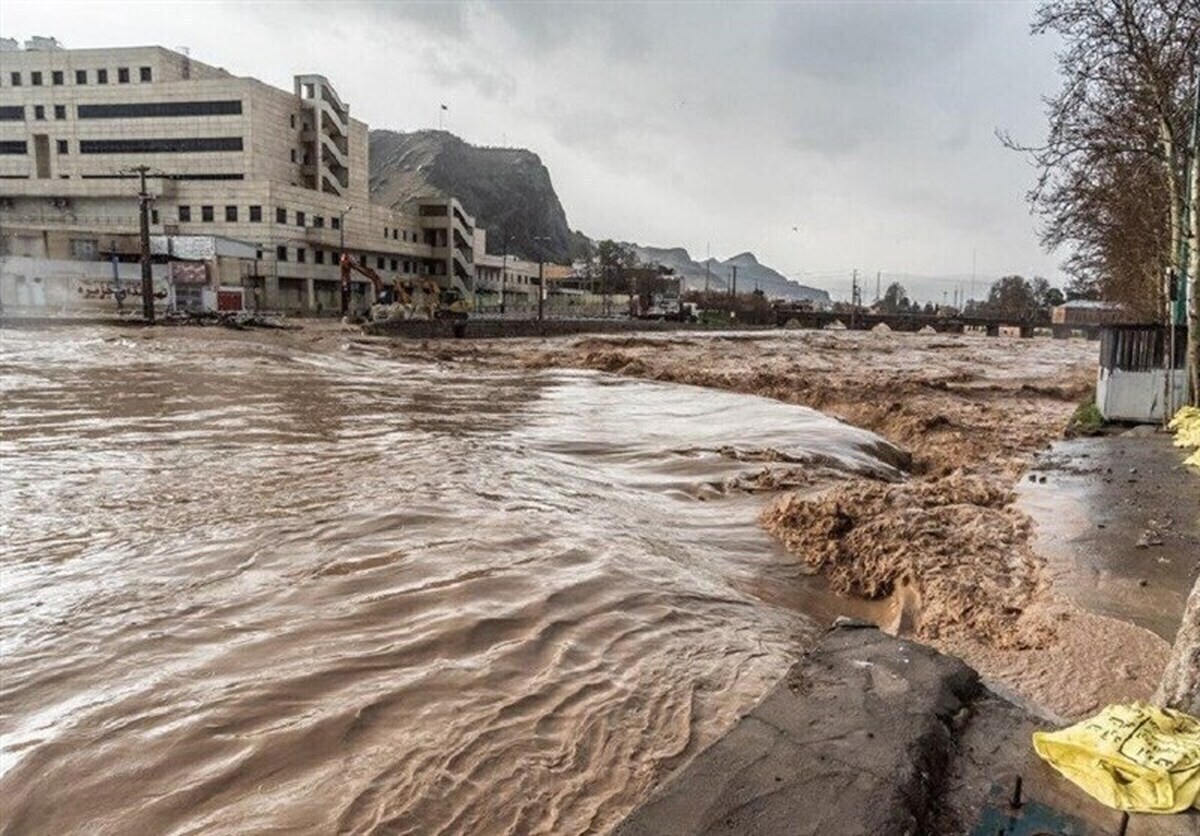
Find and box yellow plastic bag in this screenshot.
[1032,702,1200,814]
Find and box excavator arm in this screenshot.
[339,253,385,300]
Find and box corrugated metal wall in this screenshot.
[1099,325,1188,372]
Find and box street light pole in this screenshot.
[132,165,154,322]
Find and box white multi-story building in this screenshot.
[0,39,476,313]
[471,228,542,311]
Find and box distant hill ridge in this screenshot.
[367,128,829,302]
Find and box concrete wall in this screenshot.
[0,255,170,314]
[1097,368,1191,423]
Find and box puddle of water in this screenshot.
[1019,436,1199,641]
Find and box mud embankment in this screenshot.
[433,330,1170,718]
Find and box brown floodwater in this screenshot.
[0,328,903,835]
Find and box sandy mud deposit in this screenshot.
[433,330,1175,718]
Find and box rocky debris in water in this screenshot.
[166,310,297,330]
[761,471,1054,650]
[1136,532,1164,548]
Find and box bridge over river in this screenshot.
[772,307,1088,338]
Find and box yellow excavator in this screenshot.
[339,254,470,321]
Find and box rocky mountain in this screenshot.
[368,129,829,302]
[369,129,573,263]
[629,245,830,302]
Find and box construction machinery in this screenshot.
[339,254,470,321]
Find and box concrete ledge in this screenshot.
[617,624,980,836]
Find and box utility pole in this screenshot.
[533,234,552,322]
[850,269,860,329]
[500,234,508,316]
[875,270,881,303]
[730,264,738,298]
[130,166,155,322]
[704,241,711,295]
[339,205,353,317]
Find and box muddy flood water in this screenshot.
[0,328,904,835]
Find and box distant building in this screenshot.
[1051,299,1129,327]
[0,41,476,314]
[471,229,541,310]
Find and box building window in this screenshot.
[315,250,325,265]
[276,245,288,262]
[331,216,340,230]
[69,238,99,259]
[225,205,237,222]
[376,257,384,270]
[392,229,398,240]
[151,209,159,224]
[0,140,27,154]
[313,215,324,228]
[0,105,25,121]
[249,205,262,222]
[56,139,68,154]
[9,72,20,87]
[77,100,242,119]
[178,206,191,222]
[201,205,214,222]
[297,248,306,263]
[34,105,45,120]
[54,105,65,120]
[78,137,244,154]
[75,69,87,85]
[391,259,398,271]
[139,66,152,82]
[276,207,286,223]
[52,71,64,86]
[117,67,130,84]
[97,69,108,84]
[31,71,43,86]
[296,211,305,227]
[290,148,296,163]
[290,113,296,129]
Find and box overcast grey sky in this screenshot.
[4,0,1064,300]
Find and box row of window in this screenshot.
[7,66,152,87]
[6,104,69,121]
[273,245,423,274]
[0,100,243,122]
[0,171,245,181]
[383,225,421,243]
[171,204,344,229]
[80,137,244,154]
[0,135,244,154]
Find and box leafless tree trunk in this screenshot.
[1188,129,1200,405]
[1154,577,1200,715]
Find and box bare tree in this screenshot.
[1003,0,1199,403]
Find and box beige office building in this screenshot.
[0,39,476,312]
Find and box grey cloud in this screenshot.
[0,0,1064,288]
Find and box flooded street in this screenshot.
[0,328,902,835]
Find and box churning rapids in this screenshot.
[0,328,904,835]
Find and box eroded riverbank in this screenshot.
[417,328,1187,720]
